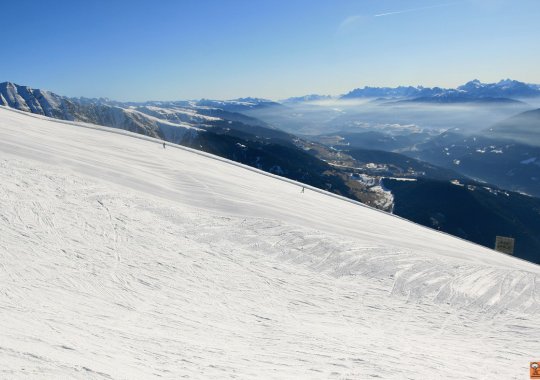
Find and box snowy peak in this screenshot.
[458,79,484,90]
[0,81,69,119]
[0,82,202,144]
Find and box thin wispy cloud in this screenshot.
[374,2,459,17]
[338,2,460,34]
[338,14,367,33]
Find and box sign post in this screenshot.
[495,236,515,255]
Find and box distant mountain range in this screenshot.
[282,94,332,103]
[341,79,540,102]
[195,97,283,112]
[389,96,524,105]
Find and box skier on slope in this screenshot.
[163,142,166,149]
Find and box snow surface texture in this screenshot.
[0,106,539,379]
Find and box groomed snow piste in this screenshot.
[0,106,539,379]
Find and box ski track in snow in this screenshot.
[0,106,539,379]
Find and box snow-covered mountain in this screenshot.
[0,82,291,145]
[1,106,539,379]
[0,82,200,143]
[195,97,283,112]
[458,79,540,98]
[0,81,73,119]
[341,79,540,100]
[341,85,435,99]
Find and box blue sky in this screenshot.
[2,0,539,100]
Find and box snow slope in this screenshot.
[0,106,539,379]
